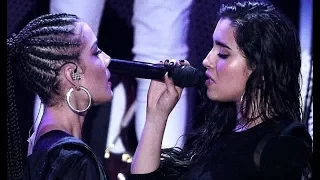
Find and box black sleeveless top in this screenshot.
[23,130,108,180]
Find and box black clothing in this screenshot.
[128,119,312,180]
[23,130,108,180]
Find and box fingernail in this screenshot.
[164,59,169,66]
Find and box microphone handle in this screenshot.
[109,59,202,87]
[109,59,167,80]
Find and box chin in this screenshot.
[207,92,216,101]
[94,95,113,105]
[107,91,113,100]
[104,93,113,102]
[207,94,229,102]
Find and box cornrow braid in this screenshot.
[7,53,23,180]
[9,13,84,105]
[7,13,84,179]
[22,13,79,33]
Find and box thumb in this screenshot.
[164,72,175,92]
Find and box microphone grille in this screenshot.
[171,65,203,87]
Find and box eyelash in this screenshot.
[218,53,229,59]
[94,49,102,56]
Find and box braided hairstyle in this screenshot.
[7,13,85,179]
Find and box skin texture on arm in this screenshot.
[131,72,183,174]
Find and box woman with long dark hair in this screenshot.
[129,1,312,179]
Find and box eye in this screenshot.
[218,53,229,59]
[94,49,103,56]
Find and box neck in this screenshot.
[37,104,86,140]
[235,100,262,132]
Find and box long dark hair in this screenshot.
[7,13,84,179]
[159,1,302,177]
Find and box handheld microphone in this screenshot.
[108,59,203,87]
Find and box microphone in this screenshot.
[108,59,203,87]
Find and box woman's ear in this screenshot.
[64,65,80,86]
[71,66,81,81]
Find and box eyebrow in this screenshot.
[214,40,232,50]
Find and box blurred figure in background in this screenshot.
[131,0,193,149]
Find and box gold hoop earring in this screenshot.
[66,86,92,113]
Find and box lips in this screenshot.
[204,71,215,86]
[205,71,215,81]
[107,81,112,87]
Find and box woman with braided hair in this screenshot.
[7,13,112,179]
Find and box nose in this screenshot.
[101,51,111,68]
[202,49,213,68]
[202,56,209,68]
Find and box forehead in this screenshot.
[76,21,97,46]
[213,18,238,49]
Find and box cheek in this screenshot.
[95,68,108,85]
[86,64,107,89]
[216,60,228,75]
[217,60,247,79]
[93,60,107,78]
[215,61,249,101]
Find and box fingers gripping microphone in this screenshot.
[109,59,203,87]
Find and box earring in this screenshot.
[72,69,81,81]
[66,86,92,113]
[240,92,245,103]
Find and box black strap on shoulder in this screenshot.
[40,136,108,180]
[253,121,288,170]
[253,121,312,179]
[253,121,308,169]
[253,132,272,170]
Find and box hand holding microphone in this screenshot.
[147,59,185,119]
[108,58,203,87]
